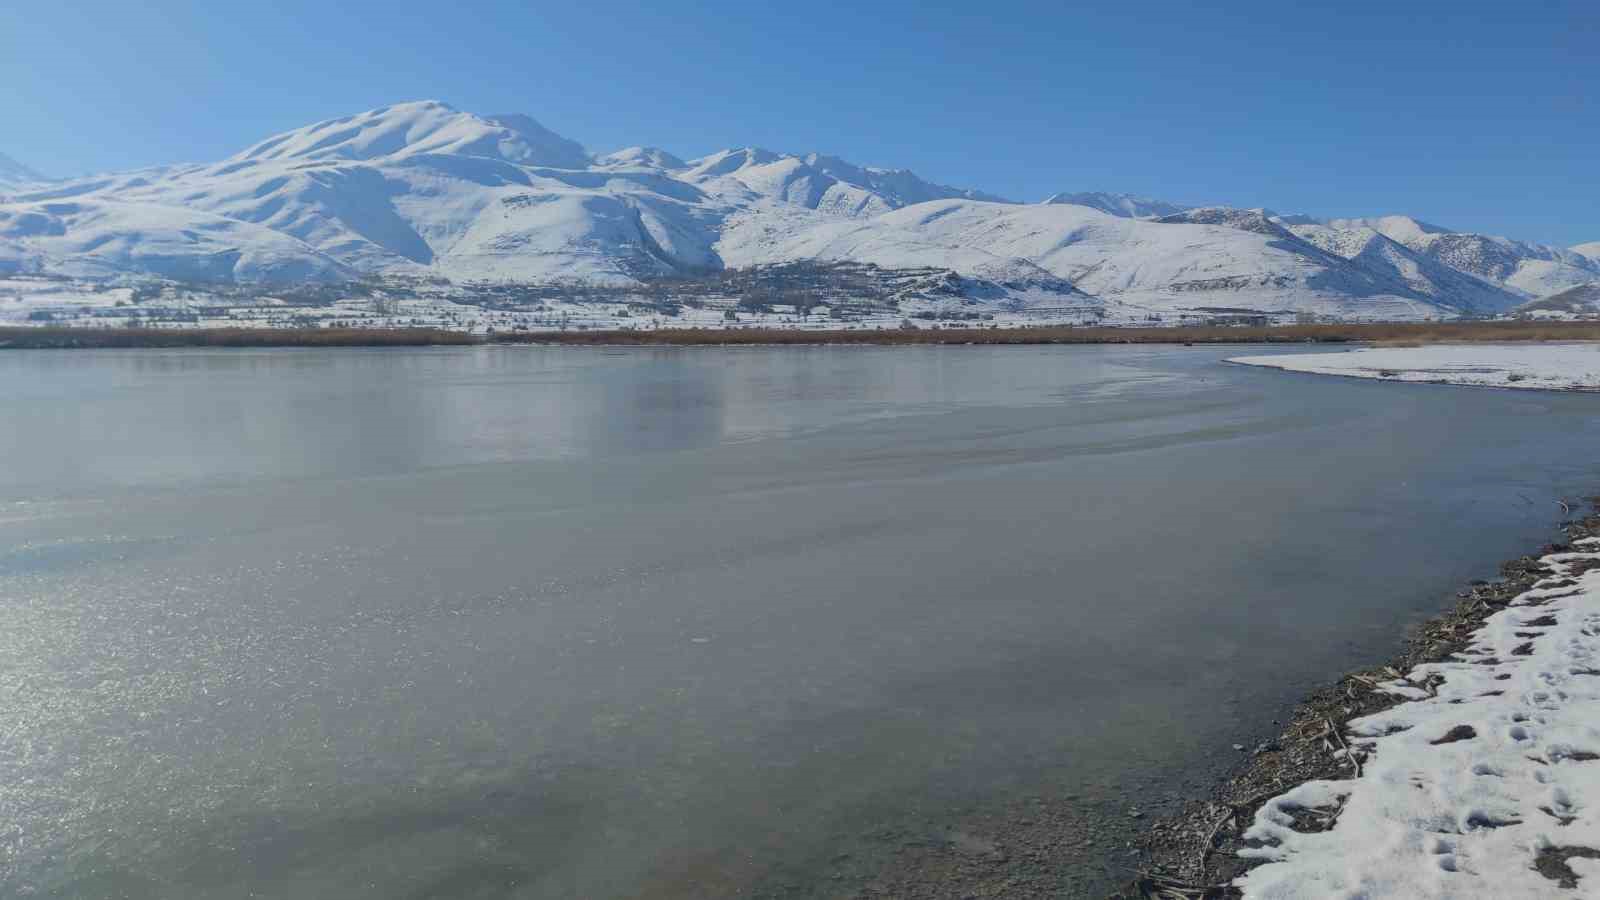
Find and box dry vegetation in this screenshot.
[0,326,475,349]
[498,320,1600,346]
[6,320,1600,350]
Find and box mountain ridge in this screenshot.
[0,152,49,192]
[1042,191,1190,219]
[1,100,1593,320]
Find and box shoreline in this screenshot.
[5,321,1600,349]
[1229,343,1600,393]
[1108,504,1600,899]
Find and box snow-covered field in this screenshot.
[1230,344,1600,391]
[1236,538,1600,898]
[0,275,1145,334]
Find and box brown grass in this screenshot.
[5,320,1600,350]
[495,320,1600,346]
[0,326,477,349]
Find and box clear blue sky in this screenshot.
[3,0,1594,246]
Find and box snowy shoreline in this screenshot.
[1116,512,1600,899]
[1229,342,1600,392]
[1239,537,1600,897]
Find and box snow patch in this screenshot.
[1230,344,1600,392]
[1235,540,1600,898]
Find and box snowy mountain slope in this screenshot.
[1328,215,1600,297]
[1327,214,1453,246]
[227,101,591,169]
[0,100,1581,322]
[595,147,687,170]
[1153,210,1527,313]
[0,152,48,193]
[2,102,1012,287]
[1155,206,1298,238]
[1042,191,1189,219]
[0,199,354,281]
[683,148,1009,217]
[1516,282,1600,316]
[8,105,727,283]
[1573,241,1600,262]
[722,199,1456,318]
[1284,222,1524,313]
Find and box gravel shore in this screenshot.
[816,508,1600,900]
[1106,502,1600,899]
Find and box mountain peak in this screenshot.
[4,100,1594,315]
[0,151,48,189]
[684,147,785,177]
[1155,206,1296,239]
[1043,192,1189,219]
[226,101,590,169]
[683,146,1006,208]
[1327,215,1455,244]
[1271,213,1322,227]
[595,146,687,170]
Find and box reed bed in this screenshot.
[495,320,1600,346]
[5,320,1600,350]
[0,327,476,349]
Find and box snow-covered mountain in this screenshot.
[2,102,711,282]
[1574,242,1600,262]
[722,199,1461,319]
[683,147,1011,212]
[0,100,1591,321]
[1042,191,1189,219]
[228,103,593,168]
[595,147,687,170]
[0,152,48,192]
[0,101,1019,288]
[1325,216,1600,298]
[1281,221,1525,313]
[0,199,354,281]
[1140,208,1524,313]
[1156,206,1296,237]
[1517,282,1600,317]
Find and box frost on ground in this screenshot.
[1236,539,1600,898]
[1230,343,1600,391]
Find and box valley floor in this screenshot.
[1229,343,1600,392]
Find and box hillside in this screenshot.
[1328,215,1600,298]
[1284,222,1525,313]
[0,100,1592,324]
[1516,282,1600,316]
[0,152,48,192]
[723,200,1458,319]
[1041,191,1189,219]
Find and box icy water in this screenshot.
[3,345,1599,899]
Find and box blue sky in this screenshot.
[3,1,1594,246]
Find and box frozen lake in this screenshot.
[3,344,1599,898]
